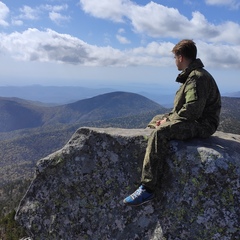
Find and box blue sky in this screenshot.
[0,0,239,95]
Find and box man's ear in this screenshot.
[179,55,183,63]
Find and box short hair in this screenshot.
[172,39,197,60]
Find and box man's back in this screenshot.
[168,58,221,135]
[195,67,221,130]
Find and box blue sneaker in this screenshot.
[123,185,155,206]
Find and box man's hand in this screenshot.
[156,118,167,126]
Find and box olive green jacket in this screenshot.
[166,58,221,132]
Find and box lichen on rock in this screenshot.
[15,128,240,239]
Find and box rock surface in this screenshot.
[16,127,240,239]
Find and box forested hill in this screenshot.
[218,97,240,134]
[0,92,166,132]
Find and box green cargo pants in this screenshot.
[141,114,215,191]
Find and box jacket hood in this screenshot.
[176,58,204,83]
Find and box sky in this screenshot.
[0,0,239,96]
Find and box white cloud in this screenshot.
[49,11,70,25]
[0,2,9,26]
[116,28,131,44]
[118,28,125,34]
[0,28,122,66]
[197,40,240,68]
[14,4,70,25]
[116,35,131,44]
[42,4,70,24]
[79,0,133,22]
[19,6,39,20]
[206,0,232,4]
[0,28,239,69]
[0,28,172,67]
[79,0,240,44]
[11,19,23,26]
[129,3,190,38]
[205,0,240,9]
[42,4,68,12]
[53,5,68,12]
[0,1,239,69]
[213,21,240,43]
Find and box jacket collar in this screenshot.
[176,58,204,83]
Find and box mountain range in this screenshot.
[0,92,165,132]
[0,85,175,106]
[0,90,240,238]
[0,92,239,134]
[0,85,239,108]
[0,85,114,105]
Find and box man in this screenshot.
[123,39,221,206]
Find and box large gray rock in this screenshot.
[16,127,240,239]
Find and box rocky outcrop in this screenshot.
[16,127,240,239]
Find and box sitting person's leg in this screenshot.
[123,120,201,206]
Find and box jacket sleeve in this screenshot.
[167,76,208,122]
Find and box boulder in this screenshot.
[15,127,240,239]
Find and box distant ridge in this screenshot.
[0,94,240,134]
[0,85,114,104]
[53,91,164,123]
[223,91,240,98]
[1,85,239,107]
[0,97,44,132]
[0,92,165,132]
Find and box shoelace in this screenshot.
[130,187,145,199]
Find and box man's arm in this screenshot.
[167,77,208,122]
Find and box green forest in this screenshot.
[0,179,31,239]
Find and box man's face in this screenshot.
[174,54,183,71]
